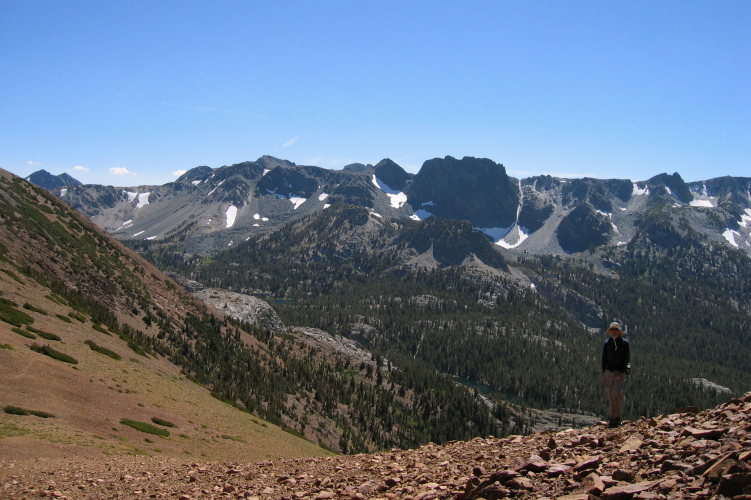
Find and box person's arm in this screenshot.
[602,341,607,372]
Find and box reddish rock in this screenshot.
[506,476,534,491]
[612,469,635,482]
[684,427,728,440]
[600,480,659,500]
[515,454,549,473]
[718,472,751,497]
[619,436,644,453]
[574,456,602,472]
[581,472,605,495]
[547,464,572,477]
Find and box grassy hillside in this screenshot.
[0,168,330,460]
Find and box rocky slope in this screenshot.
[2,393,750,499]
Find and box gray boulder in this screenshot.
[192,288,285,335]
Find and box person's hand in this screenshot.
[615,373,624,381]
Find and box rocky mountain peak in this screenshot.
[406,156,520,229]
[648,172,693,204]
[342,162,373,173]
[25,170,82,190]
[374,158,412,191]
[256,155,297,169]
[176,165,213,182]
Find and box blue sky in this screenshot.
[1,1,749,186]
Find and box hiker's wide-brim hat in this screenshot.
[607,322,624,333]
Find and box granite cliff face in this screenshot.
[405,156,520,230]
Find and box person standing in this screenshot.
[602,321,630,427]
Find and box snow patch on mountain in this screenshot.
[133,230,145,237]
[413,201,435,220]
[319,193,329,201]
[723,229,740,247]
[632,183,649,196]
[495,225,529,249]
[253,213,269,222]
[372,175,407,208]
[60,188,67,197]
[290,197,306,209]
[688,185,715,207]
[125,191,138,202]
[136,192,150,209]
[116,219,133,231]
[226,206,238,228]
[192,180,202,186]
[207,180,225,196]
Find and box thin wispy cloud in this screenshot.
[109,167,136,176]
[27,161,42,165]
[73,165,90,172]
[172,169,187,177]
[283,136,298,148]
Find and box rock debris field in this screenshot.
[2,393,750,500]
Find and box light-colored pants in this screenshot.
[603,370,626,419]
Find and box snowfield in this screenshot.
[372,175,407,208]
[136,192,150,209]
[226,206,238,228]
[723,229,740,247]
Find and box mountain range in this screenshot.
[32,155,751,259]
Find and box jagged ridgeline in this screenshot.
[46,156,751,260]
[130,200,751,428]
[0,169,498,454]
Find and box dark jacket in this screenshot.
[602,336,630,373]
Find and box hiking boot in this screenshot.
[608,417,621,428]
